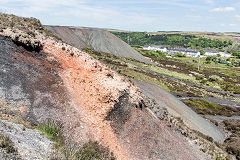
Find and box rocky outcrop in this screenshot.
[45,26,152,64]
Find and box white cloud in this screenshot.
[185,15,201,19]
[205,0,214,5]
[220,24,237,27]
[236,15,240,20]
[229,24,237,27]
[209,7,235,12]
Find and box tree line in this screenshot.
[112,32,233,51]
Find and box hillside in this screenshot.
[45,26,152,64]
[0,13,229,159]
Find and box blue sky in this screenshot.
[1,0,240,32]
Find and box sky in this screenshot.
[0,0,240,32]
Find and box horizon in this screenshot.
[1,0,240,32]
[45,25,240,33]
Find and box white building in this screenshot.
[143,46,167,52]
[219,52,232,58]
[205,51,218,56]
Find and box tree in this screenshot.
[231,50,240,58]
[200,50,205,55]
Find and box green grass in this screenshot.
[181,99,240,116]
[38,123,115,160]
[121,69,170,92]
[37,122,64,151]
[38,123,61,141]
[148,65,196,81]
[184,99,222,110]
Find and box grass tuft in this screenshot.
[0,134,17,153]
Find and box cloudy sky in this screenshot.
[0,0,240,32]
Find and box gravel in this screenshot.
[0,119,54,160]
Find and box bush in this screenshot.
[130,45,142,48]
[175,52,186,57]
[141,50,166,59]
[73,141,115,160]
[220,81,240,94]
[183,99,223,115]
[223,120,240,159]
[37,122,63,149]
[209,75,222,82]
[0,134,16,153]
[195,74,204,80]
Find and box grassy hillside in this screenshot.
[85,46,240,159]
[112,31,233,51]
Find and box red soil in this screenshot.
[43,41,142,159]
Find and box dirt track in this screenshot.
[134,80,225,142]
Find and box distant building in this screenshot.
[143,46,167,52]
[143,46,232,58]
[167,48,200,57]
[219,52,232,58]
[205,51,232,58]
[205,51,218,56]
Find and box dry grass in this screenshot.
[0,133,17,153]
[0,13,61,52]
[223,120,240,159]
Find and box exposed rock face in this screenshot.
[45,26,152,64]
[0,34,207,159]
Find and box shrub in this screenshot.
[195,74,204,80]
[37,122,63,149]
[223,120,240,159]
[209,75,222,82]
[175,52,186,57]
[183,99,223,115]
[0,134,17,153]
[220,81,240,94]
[73,141,115,160]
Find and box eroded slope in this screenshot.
[45,26,152,64]
[0,13,222,159]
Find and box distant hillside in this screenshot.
[150,31,240,41]
[112,31,233,51]
[45,26,152,64]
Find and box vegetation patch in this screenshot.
[38,123,62,142]
[112,32,233,50]
[121,69,170,91]
[0,134,17,154]
[0,13,61,52]
[71,141,115,160]
[183,99,240,116]
[223,120,240,160]
[38,122,115,160]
